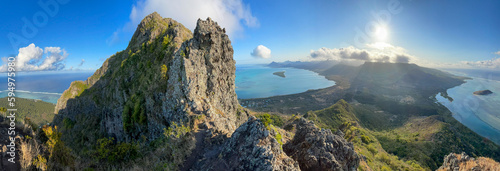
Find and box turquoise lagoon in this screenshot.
[436,71,500,145]
[0,65,336,103]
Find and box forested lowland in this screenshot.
[0,97,55,126]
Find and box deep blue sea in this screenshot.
[0,64,335,103]
[437,69,500,145]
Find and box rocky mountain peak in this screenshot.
[52,13,361,170]
[54,13,246,143]
[127,12,191,50]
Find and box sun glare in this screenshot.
[375,26,389,41]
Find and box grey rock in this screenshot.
[54,13,248,142]
[283,118,360,171]
[195,117,300,171]
[437,152,493,171]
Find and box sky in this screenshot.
[0,0,499,73]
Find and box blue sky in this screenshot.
[1,0,499,72]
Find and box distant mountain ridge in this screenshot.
[249,60,500,170]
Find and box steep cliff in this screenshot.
[53,12,360,170]
[54,12,248,143]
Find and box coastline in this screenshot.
[235,64,336,99]
[436,77,500,145]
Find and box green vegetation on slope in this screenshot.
[0,97,55,126]
[351,100,500,170]
[304,99,357,130]
[252,61,500,170]
[256,113,284,128]
[60,81,89,100]
[304,100,425,170]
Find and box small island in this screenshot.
[473,90,493,95]
[273,71,286,78]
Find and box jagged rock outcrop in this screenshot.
[284,118,360,171]
[438,152,500,171]
[54,12,248,142]
[53,12,362,170]
[194,117,300,171]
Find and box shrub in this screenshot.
[367,144,378,154]
[122,94,147,133]
[163,122,190,139]
[33,155,47,170]
[95,137,139,163]
[275,132,283,146]
[180,50,186,58]
[122,104,132,132]
[162,35,170,50]
[258,113,273,129]
[62,118,75,130]
[377,153,391,165]
[42,126,74,168]
[361,134,372,144]
[257,113,284,129]
[161,64,168,79]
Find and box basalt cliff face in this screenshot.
[55,12,248,142]
[53,12,359,170]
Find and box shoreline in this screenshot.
[436,77,500,145]
[236,65,336,100]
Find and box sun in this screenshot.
[375,26,389,41]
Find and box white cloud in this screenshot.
[455,51,500,69]
[78,59,85,67]
[461,58,500,69]
[309,42,415,63]
[107,0,259,46]
[0,43,68,72]
[251,45,271,58]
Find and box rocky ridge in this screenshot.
[194,117,300,170]
[284,118,360,171]
[438,152,500,171]
[54,12,248,142]
[53,12,360,170]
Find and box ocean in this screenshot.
[437,69,500,145]
[235,64,336,99]
[2,66,499,145]
[0,71,94,104]
[0,64,336,103]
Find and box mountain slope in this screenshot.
[245,61,500,170]
[49,13,255,170]
[305,100,426,170]
[54,12,249,145]
[43,13,361,170]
